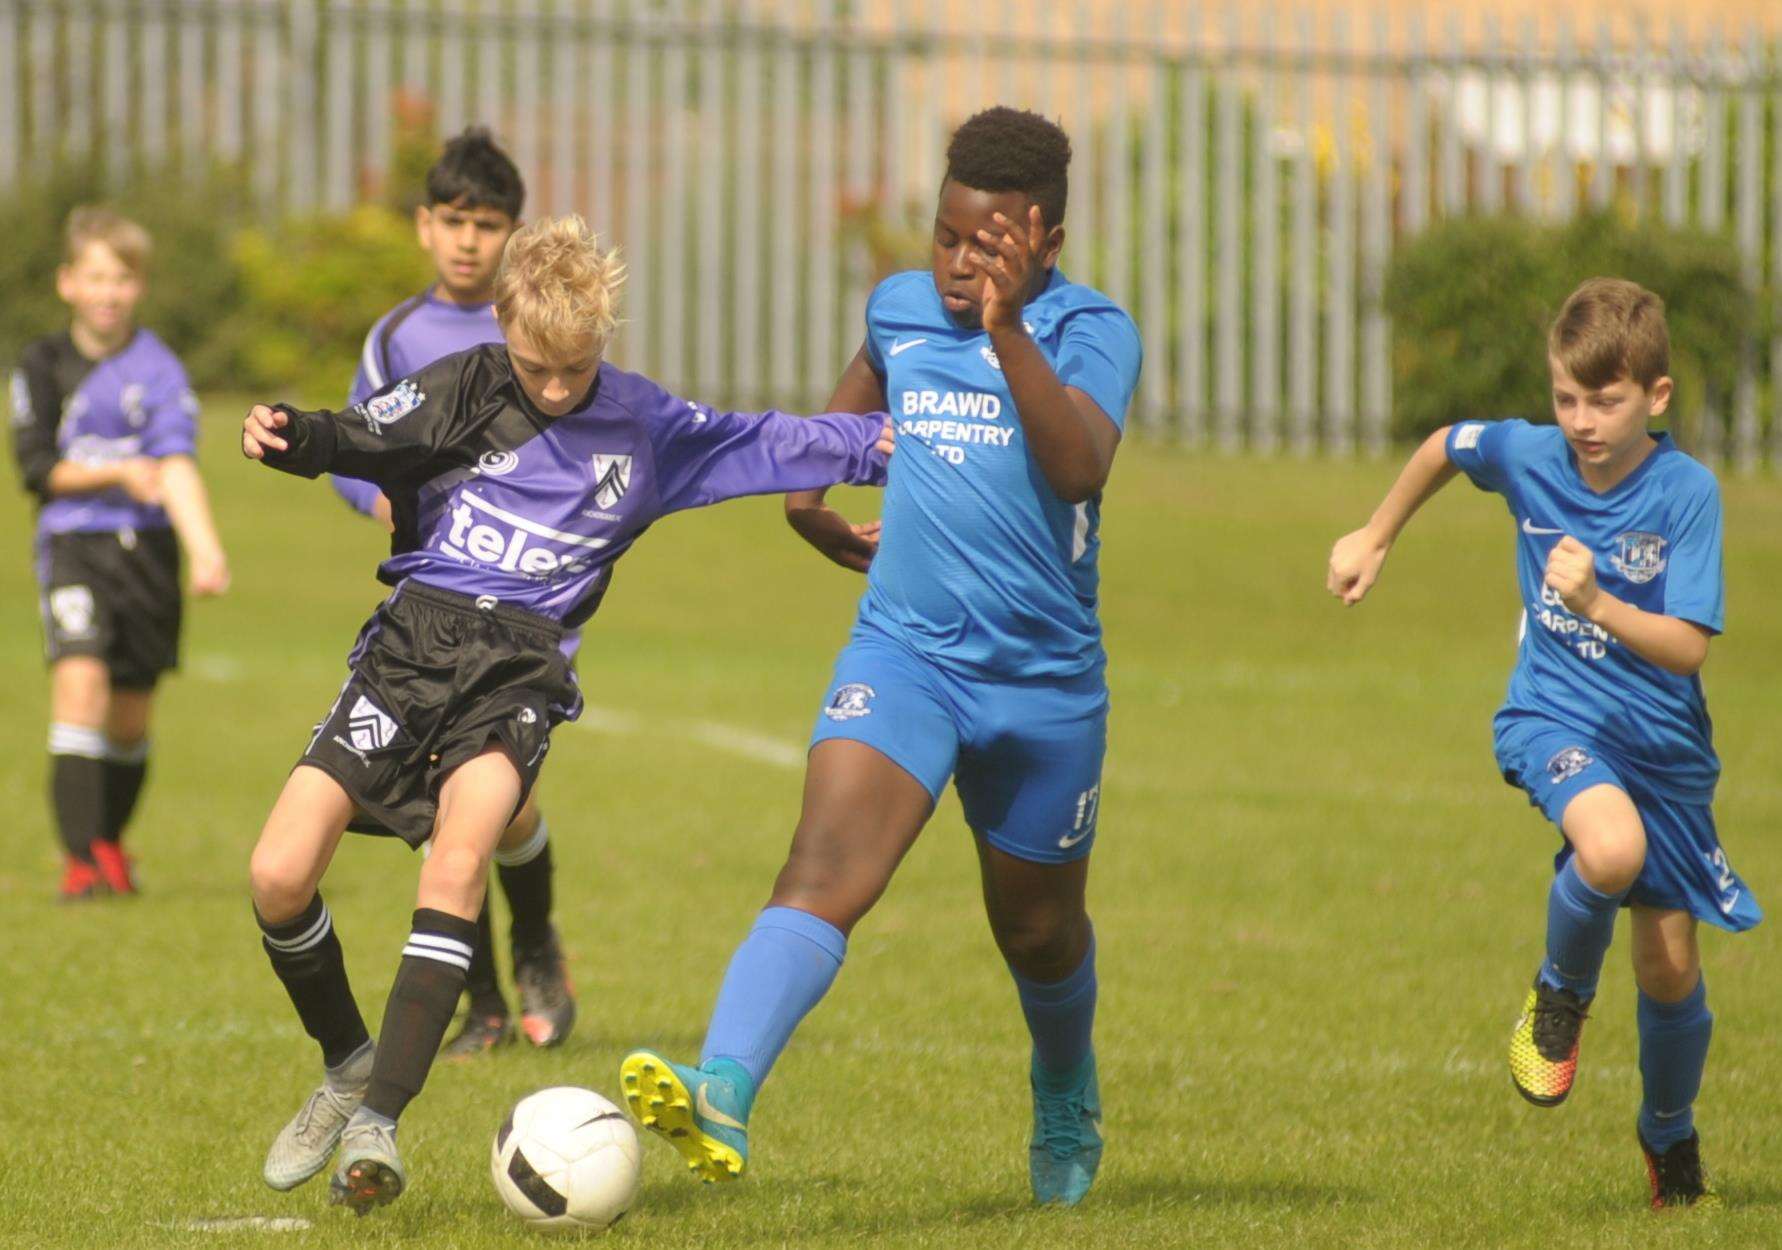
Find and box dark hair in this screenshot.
[943,107,1071,227]
[426,127,525,218]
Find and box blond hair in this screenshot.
[64,206,153,274]
[1548,277,1669,391]
[493,215,625,360]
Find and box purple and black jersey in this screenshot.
[332,289,505,516]
[9,329,199,537]
[265,344,889,625]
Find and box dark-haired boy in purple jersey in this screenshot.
[332,128,576,1059]
[242,215,892,1214]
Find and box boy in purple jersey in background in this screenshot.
[333,129,576,1059]
[9,209,230,899]
[241,216,893,1213]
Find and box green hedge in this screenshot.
[1385,212,1759,446]
[0,167,429,404]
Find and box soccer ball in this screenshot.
[491,1086,641,1233]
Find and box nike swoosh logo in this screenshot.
[1522,518,1564,536]
[1057,827,1092,850]
[888,338,927,357]
[1721,890,1739,914]
[696,1084,746,1132]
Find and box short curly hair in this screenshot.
[943,107,1072,227]
[494,215,626,361]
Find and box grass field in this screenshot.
[2,403,1780,1250]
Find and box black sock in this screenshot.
[258,893,372,1069]
[464,895,507,1017]
[495,821,554,953]
[102,743,150,844]
[49,725,109,862]
[362,908,478,1122]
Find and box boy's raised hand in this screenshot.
[1327,526,1390,606]
[1544,535,1600,617]
[242,404,289,459]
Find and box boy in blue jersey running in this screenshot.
[621,108,1141,1207]
[333,129,576,1059]
[1328,278,1757,1208]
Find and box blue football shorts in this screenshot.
[1496,715,1761,932]
[808,624,1108,864]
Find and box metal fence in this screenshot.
[5,0,1782,465]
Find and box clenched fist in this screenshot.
[1544,535,1600,618]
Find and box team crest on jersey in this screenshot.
[345,695,400,753]
[824,683,876,721]
[590,453,632,509]
[980,345,1002,372]
[1610,531,1667,585]
[477,449,520,476]
[356,380,425,434]
[1546,746,1593,785]
[121,384,148,427]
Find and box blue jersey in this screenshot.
[856,268,1141,679]
[333,289,505,515]
[1446,419,1724,803]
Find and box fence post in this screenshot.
[695,0,727,398]
[253,0,283,203]
[732,0,763,406]
[323,0,353,210]
[1249,4,1280,453]
[1213,8,1241,453]
[27,0,52,165]
[623,0,655,377]
[103,0,129,185]
[1360,10,1391,458]
[1404,12,1428,234]
[1733,28,1762,475]
[0,0,15,191]
[1324,10,1355,455]
[808,0,840,405]
[586,0,614,260]
[68,3,93,163]
[1138,6,1170,438]
[768,0,797,400]
[549,0,575,216]
[1288,6,1315,456]
[514,0,540,188]
[1772,32,1782,470]
[217,0,245,164]
[178,0,205,171]
[1178,8,1207,447]
[366,0,392,193]
[289,0,319,211]
[659,0,688,393]
[1438,13,1464,217]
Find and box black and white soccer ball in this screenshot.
[491,1087,641,1233]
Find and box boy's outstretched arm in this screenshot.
[786,344,890,573]
[1327,425,1459,606]
[656,398,893,516]
[1544,536,1710,676]
[157,454,230,596]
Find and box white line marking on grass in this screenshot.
[190,654,244,682]
[688,720,806,769]
[571,705,803,770]
[168,1217,312,1232]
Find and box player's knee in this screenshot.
[1633,945,1700,1003]
[991,908,1091,983]
[248,839,314,921]
[422,841,490,897]
[1572,828,1646,894]
[770,842,879,933]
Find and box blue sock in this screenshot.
[1011,933,1097,1079]
[700,906,846,1089]
[1638,977,1713,1152]
[1539,860,1625,999]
